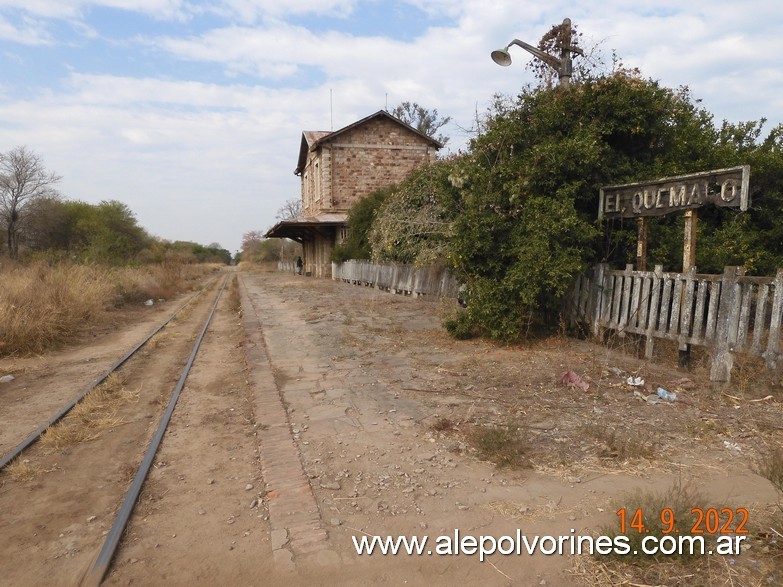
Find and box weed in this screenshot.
[581,423,654,461]
[687,418,730,442]
[758,449,783,491]
[39,372,132,452]
[730,352,777,398]
[576,483,783,586]
[599,480,708,564]
[149,331,168,348]
[229,275,242,314]
[468,421,530,468]
[430,417,454,432]
[3,459,43,481]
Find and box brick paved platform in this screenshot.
[239,277,334,571]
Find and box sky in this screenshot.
[1,1,781,254]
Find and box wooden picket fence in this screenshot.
[568,263,783,381]
[331,260,461,299]
[277,261,296,272]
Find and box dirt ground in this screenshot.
[1,269,782,586]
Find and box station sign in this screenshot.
[598,166,750,219]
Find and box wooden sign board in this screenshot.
[598,166,750,219]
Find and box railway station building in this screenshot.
[265,110,442,278]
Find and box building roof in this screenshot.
[265,213,348,242]
[294,110,443,175]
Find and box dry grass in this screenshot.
[111,260,218,305]
[147,331,169,349]
[0,260,218,356]
[598,480,708,562]
[575,499,783,587]
[467,421,531,468]
[237,261,278,272]
[229,274,241,314]
[0,262,115,354]
[566,480,783,586]
[758,449,783,491]
[39,373,136,453]
[581,423,655,462]
[4,459,46,481]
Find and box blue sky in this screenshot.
[1,0,781,253]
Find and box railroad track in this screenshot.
[0,277,218,472]
[0,273,230,585]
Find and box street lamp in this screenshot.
[491,18,583,87]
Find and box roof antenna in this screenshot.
[330,89,333,131]
[385,93,388,111]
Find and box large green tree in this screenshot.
[442,69,751,340]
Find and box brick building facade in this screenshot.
[267,111,441,278]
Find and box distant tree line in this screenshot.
[239,230,300,264]
[0,146,230,265]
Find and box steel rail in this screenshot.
[80,275,228,587]
[0,277,217,471]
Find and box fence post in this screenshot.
[645,265,663,359]
[710,266,740,381]
[591,263,607,337]
[617,264,634,336]
[678,266,697,368]
[764,268,783,369]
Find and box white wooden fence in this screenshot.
[278,261,296,272]
[568,263,783,381]
[331,260,460,299]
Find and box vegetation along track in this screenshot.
[0,276,217,471]
[0,274,229,586]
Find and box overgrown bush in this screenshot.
[438,70,773,340]
[368,160,460,266]
[332,186,393,262]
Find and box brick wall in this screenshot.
[301,117,436,215]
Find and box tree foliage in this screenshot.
[331,186,391,262]
[368,160,461,266]
[336,35,783,343]
[390,102,451,145]
[73,200,151,263]
[443,69,767,340]
[6,181,230,266]
[241,230,300,263]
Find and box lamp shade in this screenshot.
[491,48,512,66]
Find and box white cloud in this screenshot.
[0,14,54,45]
[0,0,79,19]
[0,0,190,20]
[0,0,360,24]
[0,73,330,249]
[2,0,783,252]
[207,0,357,21]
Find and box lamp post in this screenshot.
[491,18,583,87]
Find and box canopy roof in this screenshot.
[265,213,348,243]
